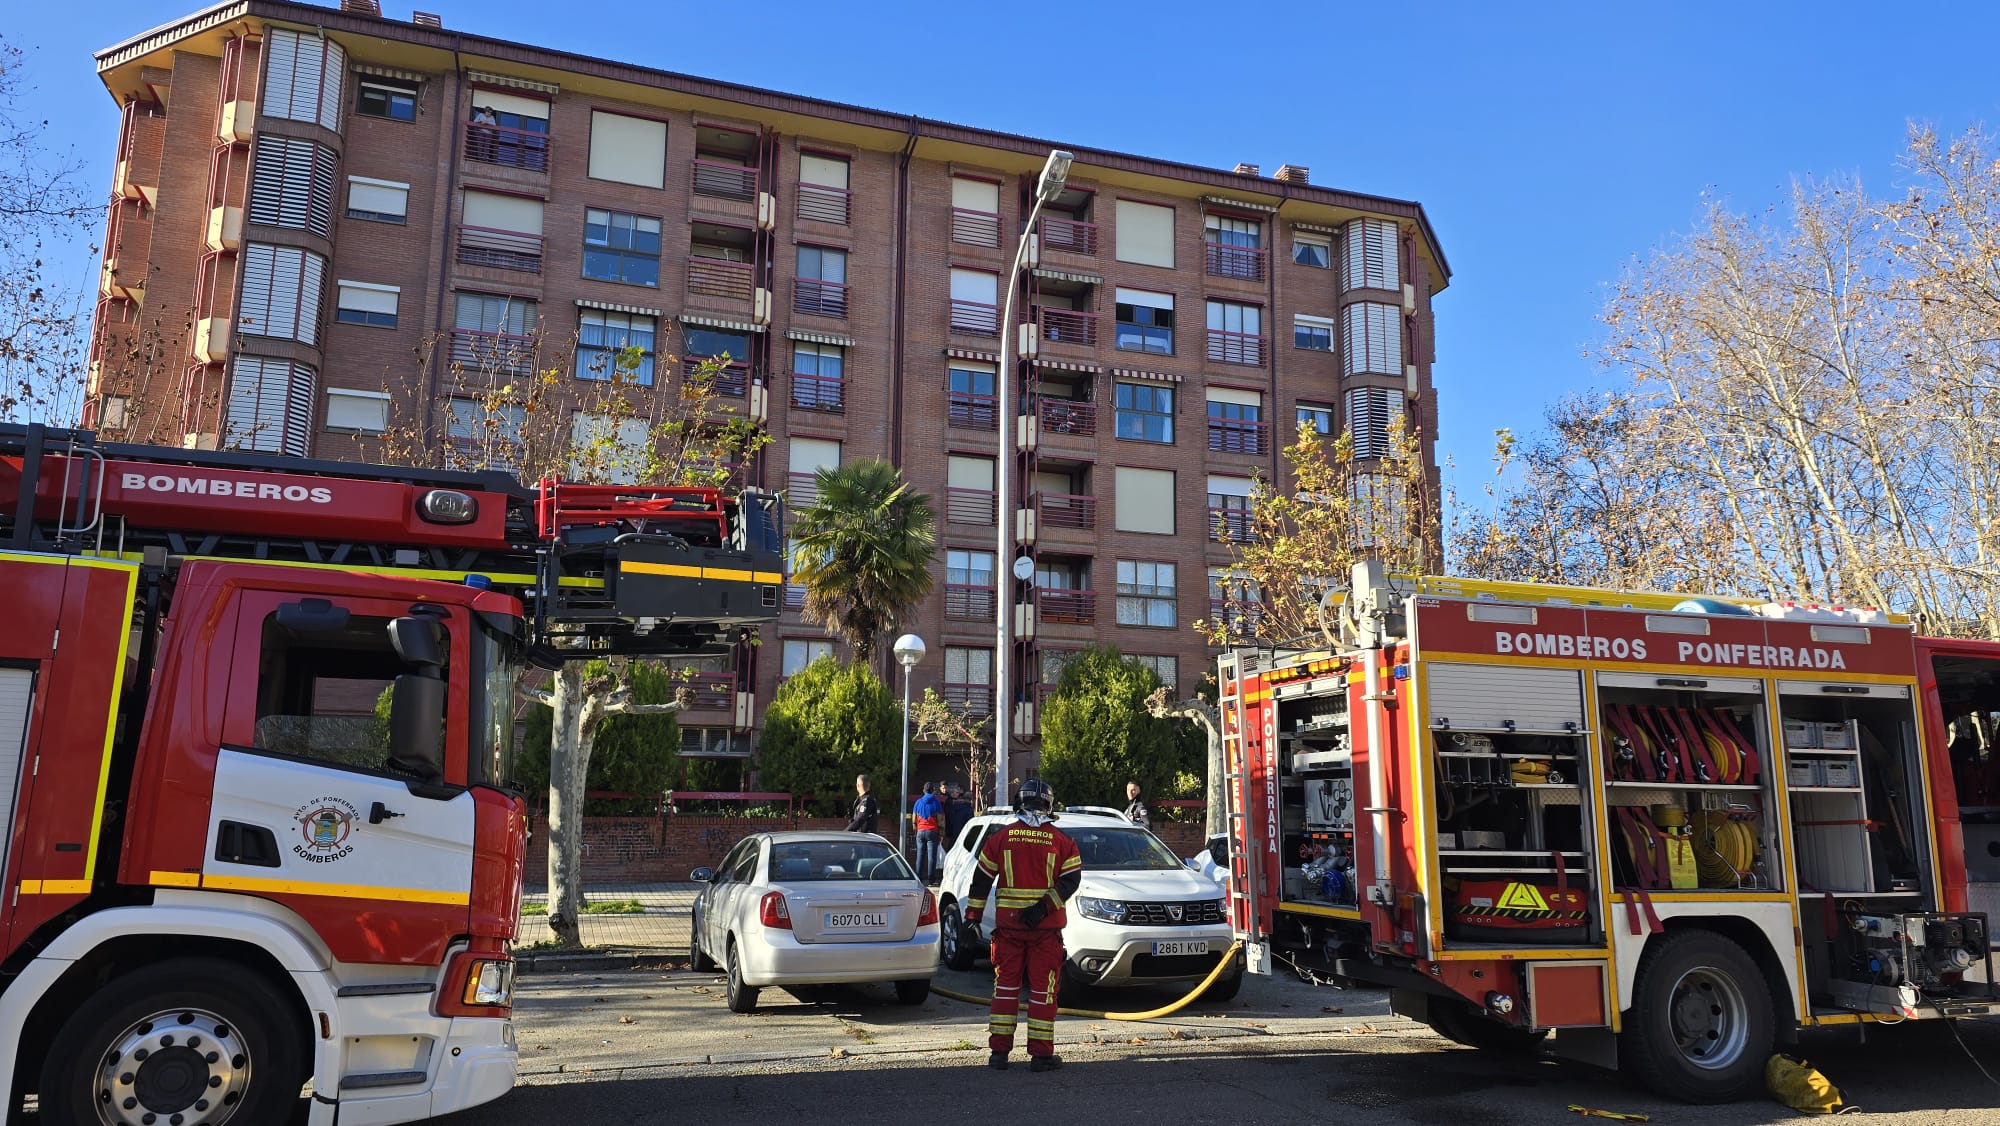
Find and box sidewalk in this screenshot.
[517,883,697,959]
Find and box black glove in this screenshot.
[1019,898,1050,928]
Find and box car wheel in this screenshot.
[1059,961,1094,1002]
[893,979,931,1006]
[939,900,977,972]
[1203,968,1245,1004]
[1426,999,1549,1053]
[1619,929,1774,1102]
[689,906,715,972]
[724,938,760,1014]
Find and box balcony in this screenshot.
[685,356,749,397]
[692,158,757,202]
[941,682,993,719]
[946,487,996,525]
[1204,241,1267,282]
[788,471,821,508]
[948,392,997,430]
[790,372,845,413]
[951,208,1001,247]
[686,256,754,303]
[1038,399,1096,437]
[794,277,849,318]
[450,328,538,375]
[457,225,542,273]
[1206,329,1266,366]
[950,299,999,336]
[1207,417,1270,455]
[1208,505,1253,543]
[1038,587,1096,625]
[1040,215,1097,255]
[1033,491,1096,530]
[797,182,850,225]
[681,672,737,710]
[1209,598,1265,635]
[1036,307,1098,348]
[463,122,548,172]
[944,584,996,621]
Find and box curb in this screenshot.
[515,948,687,974]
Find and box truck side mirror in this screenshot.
[388,614,445,669]
[388,674,446,784]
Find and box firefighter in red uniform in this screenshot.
[964,778,1082,1072]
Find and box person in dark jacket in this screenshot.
[846,774,880,833]
[944,783,975,848]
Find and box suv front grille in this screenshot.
[1122,900,1224,926]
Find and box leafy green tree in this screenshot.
[789,459,936,663]
[754,658,900,815]
[1040,647,1202,809]
[520,659,681,810]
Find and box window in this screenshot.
[1297,402,1334,436]
[949,268,999,335]
[335,281,399,328]
[1131,654,1178,692]
[587,111,667,188]
[1293,231,1332,269]
[682,726,746,758]
[947,549,994,586]
[467,92,550,171]
[346,176,409,223]
[459,191,545,272]
[1207,474,1253,542]
[950,177,1002,246]
[1115,199,1175,268]
[1210,567,1263,633]
[583,209,662,287]
[1345,386,1401,460]
[946,455,996,524]
[454,292,535,338]
[1114,382,1174,444]
[1206,300,1264,365]
[1342,303,1403,378]
[943,647,993,716]
[1204,214,1263,280]
[948,362,997,427]
[945,550,996,621]
[787,437,841,505]
[354,78,417,121]
[1116,560,1178,628]
[1207,389,1264,454]
[792,342,845,411]
[575,309,657,385]
[798,152,851,224]
[324,388,389,433]
[250,611,430,772]
[1294,314,1334,352]
[1114,288,1174,354]
[262,28,345,130]
[445,398,526,470]
[248,136,336,237]
[225,356,315,456]
[1040,647,1082,688]
[238,244,326,345]
[1113,466,1176,534]
[568,412,652,484]
[1343,217,1401,291]
[781,639,835,679]
[796,245,849,317]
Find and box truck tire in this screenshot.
[939,901,977,972]
[1619,929,1774,1103]
[689,906,715,972]
[37,956,306,1126]
[1426,999,1550,1054]
[725,938,760,1014]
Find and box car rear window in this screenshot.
[766,839,916,882]
[1067,827,1183,871]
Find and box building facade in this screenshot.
[86,0,1449,786]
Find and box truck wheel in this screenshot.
[689,906,715,972]
[1620,929,1774,1102]
[724,938,760,1014]
[1426,999,1550,1054]
[38,957,305,1126]
[939,901,976,972]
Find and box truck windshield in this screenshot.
[469,617,523,791]
[1066,827,1184,871]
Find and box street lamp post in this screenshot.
[993,148,1074,812]
[893,633,927,858]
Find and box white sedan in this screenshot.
[690,831,940,1013]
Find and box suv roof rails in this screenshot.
[1059,805,1132,821]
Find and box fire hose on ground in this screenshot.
[928,940,1246,1020]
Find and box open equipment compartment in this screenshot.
[1273,663,1357,909]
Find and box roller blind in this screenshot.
[1206,387,1262,407]
[948,455,994,489]
[951,177,1000,212]
[347,176,409,220]
[1115,200,1175,268]
[324,388,389,432]
[1114,287,1173,310]
[800,153,849,188]
[789,437,841,472]
[478,90,550,121]
[1206,474,1253,497]
[1114,466,1176,534]
[462,191,544,235]
[949,268,997,303]
[337,281,399,316]
[588,111,668,188]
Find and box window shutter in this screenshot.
[1114,287,1174,311]
[788,437,842,472]
[949,268,997,304]
[1114,200,1176,268]
[249,138,337,236]
[226,356,316,456]
[238,245,276,337]
[800,153,849,189]
[947,455,994,489]
[1206,387,1262,408]
[1343,218,1400,292]
[325,388,389,432]
[1344,386,1400,459]
[263,30,344,128]
[461,191,544,236]
[238,244,326,344]
[1114,467,1176,534]
[337,281,399,316]
[951,177,1000,213]
[315,39,346,130]
[262,31,301,122]
[347,177,409,219]
[588,111,668,188]
[1341,303,1402,378]
[1207,474,1253,497]
[478,91,550,121]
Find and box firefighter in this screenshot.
[964,778,1082,1072]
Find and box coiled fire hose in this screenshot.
[929,940,1246,1020]
[1691,809,1758,886]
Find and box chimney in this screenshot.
[339,0,382,14]
[1275,164,1310,185]
[1232,162,1260,176]
[413,10,443,26]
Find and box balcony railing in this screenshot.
[790,372,845,413]
[1036,307,1098,348]
[946,487,997,525]
[1038,398,1096,437]
[681,672,737,710]
[944,584,996,621]
[692,158,757,201]
[794,277,849,318]
[1207,417,1270,455]
[783,583,806,611]
[684,356,749,397]
[1040,215,1097,255]
[950,299,999,336]
[941,683,993,718]
[1208,505,1253,543]
[1206,329,1267,366]
[1033,492,1096,530]
[1209,598,1266,635]
[788,471,821,508]
[450,328,538,374]
[463,122,548,171]
[1204,241,1268,281]
[456,225,542,273]
[948,392,997,429]
[797,182,850,225]
[951,208,1001,247]
[1037,587,1096,624]
[686,256,754,302]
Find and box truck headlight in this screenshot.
[463,959,515,1007]
[1075,897,1127,923]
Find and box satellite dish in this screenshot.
[1011,555,1035,581]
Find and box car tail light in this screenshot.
[759,891,792,929]
[918,889,938,926]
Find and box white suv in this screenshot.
[936,808,1241,1000]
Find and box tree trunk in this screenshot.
[1203,717,1226,840]
[545,663,589,946]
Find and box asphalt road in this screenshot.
[433,965,2000,1125]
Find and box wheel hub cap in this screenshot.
[96,1008,251,1126]
[1668,968,1747,1071]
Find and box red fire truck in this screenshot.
[0,424,783,1125]
[1220,564,1999,1102]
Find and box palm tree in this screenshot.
[790,459,937,663]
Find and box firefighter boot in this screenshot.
[988,1052,1009,1070]
[1029,1055,1063,1073]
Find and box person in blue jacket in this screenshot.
[912,782,944,882]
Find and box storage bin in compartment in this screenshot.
[1820,758,1857,789]
[1787,758,1820,788]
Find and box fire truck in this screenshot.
[0,424,783,1125]
[1220,563,2000,1102]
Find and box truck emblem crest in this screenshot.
[292,796,360,864]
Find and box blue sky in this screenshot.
[15,1,2000,494]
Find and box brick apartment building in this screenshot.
[84,0,1449,787]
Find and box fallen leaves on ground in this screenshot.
[1322,1006,1343,1013]
[618,1016,636,1024]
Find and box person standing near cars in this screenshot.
[964,779,1082,1072]
[1123,781,1150,830]
[846,774,879,834]
[912,782,943,881]
[944,783,975,848]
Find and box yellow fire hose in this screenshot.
[929,940,1245,1020]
